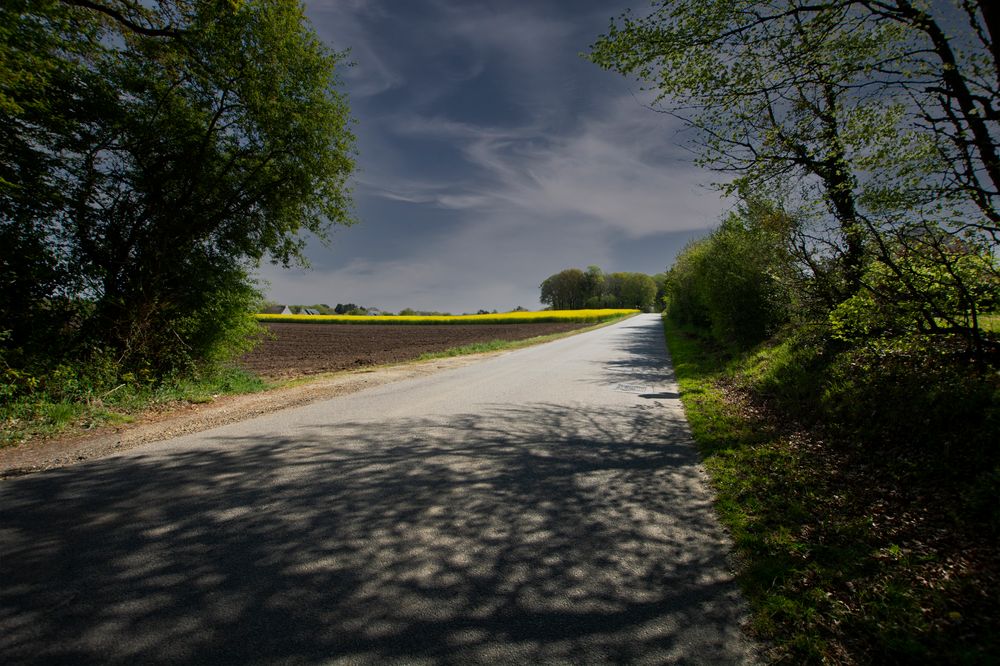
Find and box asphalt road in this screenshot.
[0,314,758,664]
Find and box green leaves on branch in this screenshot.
[831,233,999,346]
[665,199,796,348]
[591,0,1000,358]
[1,0,356,375]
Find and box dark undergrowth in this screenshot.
[664,316,999,664]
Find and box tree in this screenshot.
[0,0,356,372]
[651,272,669,311]
[605,272,657,310]
[590,0,897,297]
[663,239,712,328]
[540,269,588,309]
[582,265,606,307]
[856,0,999,235]
[663,197,797,346]
[334,304,363,315]
[541,267,658,310]
[1,0,103,353]
[590,0,999,354]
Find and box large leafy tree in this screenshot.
[540,268,588,310]
[590,0,999,352]
[605,272,658,310]
[591,1,906,298]
[1,0,355,370]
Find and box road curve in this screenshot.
[0,314,758,664]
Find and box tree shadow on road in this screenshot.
[589,316,680,393]
[1,380,754,665]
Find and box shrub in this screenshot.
[830,232,999,359]
[666,200,795,348]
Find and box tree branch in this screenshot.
[59,0,185,38]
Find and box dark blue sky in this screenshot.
[256,0,725,312]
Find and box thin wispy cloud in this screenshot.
[258,0,725,312]
[380,96,719,235]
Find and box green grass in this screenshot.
[663,316,999,663]
[1,365,268,447]
[418,339,517,359]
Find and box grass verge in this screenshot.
[1,366,268,448]
[664,316,999,664]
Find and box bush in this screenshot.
[666,200,795,348]
[664,239,712,327]
[830,232,999,359]
[170,273,265,370]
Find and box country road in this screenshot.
[0,314,758,664]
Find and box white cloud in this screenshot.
[257,214,616,313]
[379,94,726,236]
[432,2,578,73]
[262,1,728,312]
[305,1,402,99]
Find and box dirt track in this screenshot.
[239,322,591,378]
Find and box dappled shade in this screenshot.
[1,317,755,664]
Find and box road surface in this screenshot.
[0,314,758,664]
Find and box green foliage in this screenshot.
[737,326,831,410]
[591,0,1000,339]
[662,239,711,328]
[664,316,1000,663]
[604,272,657,311]
[541,267,658,311]
[830,234,999,351]
[821,337,999,466]
[1,358,267,446]
[595,2,1000,657]
[665,200,795,348]
[540,268,588,309]
[582,265,605,306]
[397,308,453,317]
[1,0,356,378]
[651,272,668,311]
[169,269,266,369]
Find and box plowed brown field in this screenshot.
[239,322,591,379]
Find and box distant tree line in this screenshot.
[264,304,492,317]
[539,266,661,311]
[278,304,370,315]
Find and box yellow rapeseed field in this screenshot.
[256,309,638,325]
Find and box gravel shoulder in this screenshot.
[0,353,502,479]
